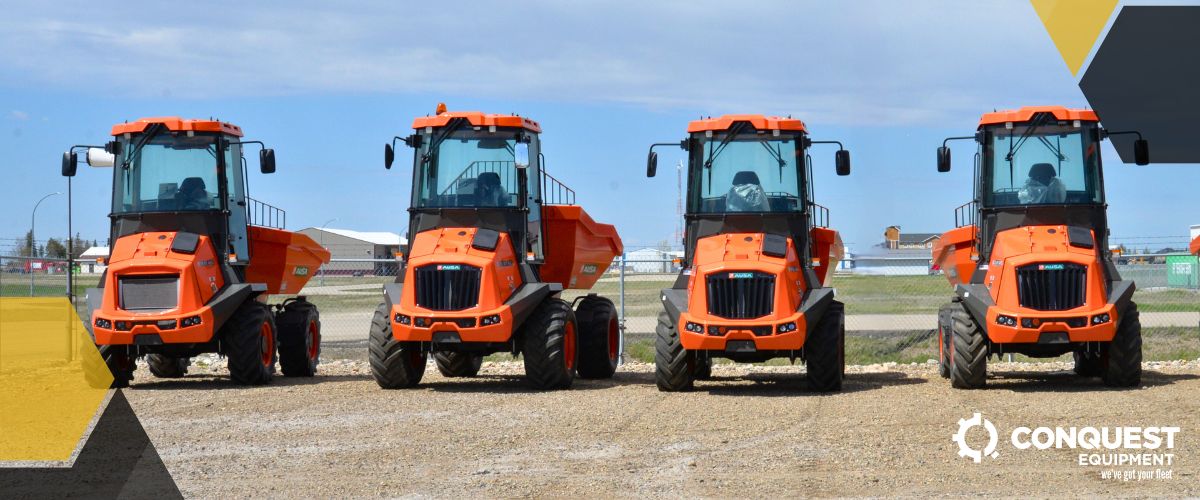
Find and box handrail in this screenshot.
[438,160,517,197]
[809,202,830,228]
[541,170,576,205]
[954,201,977,228]
[248,197,286,229]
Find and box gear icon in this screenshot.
[953,412,999,463]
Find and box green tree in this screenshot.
[20,230,35,257]
[45,238,67,259]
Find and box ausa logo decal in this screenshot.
[1039,264,1065,271]
[728,272,754,279]
[437,264,462,271]
[293,266,310,276]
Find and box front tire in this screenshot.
[1103,303,1142,387]
[146,354,189,378]
[1073,350,1105,378]
[949,305,987,389]
[368,303,426,389]
[937,303,953,379]
[575,295,620,379]
[87,344,134,389]
[655,312,693,392]
[806,300,845,392]
[434,352,483,378]
[521,298,578,390]
[224,302,277,386]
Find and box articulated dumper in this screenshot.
[372,105,623,390]
[64,117,330,386]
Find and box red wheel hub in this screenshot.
[564,321,576,371]
[307,320,319,360]
[260,322,274,367]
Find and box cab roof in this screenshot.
[687,114,807,133]
[110,117,244,137]
[412,110,542,133]
[977,106,1099,127]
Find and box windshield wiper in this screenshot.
[121,122,166,169]
[1005,112,1051,162]
[705,121,749,169]
[423,117,469,163]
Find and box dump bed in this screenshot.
[245,226,332,295]
[540,205,624,290]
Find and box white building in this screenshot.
[79,246,109,274]
[297,227,407,276]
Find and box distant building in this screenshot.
[79,246,109,274]
[853,248,935,276]
[883,225,941,250]
[297,227,406,276]
[619,248,683,273]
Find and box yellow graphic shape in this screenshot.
[0,298,112,462]
[1031,0,1119,75]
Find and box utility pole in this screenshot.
[30,192,62,296]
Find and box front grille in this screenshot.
[118,275,179,312]
[414,264,481,311]
[706,271,775,319]
[1016,263,1087,311]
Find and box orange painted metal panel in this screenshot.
[411,110,541,133]
[932,225,979,286]
[110,116,244,137]
[687,114,807,133]
[977,106,1098,127]
[244,226,332,296]
[540,205,624,290]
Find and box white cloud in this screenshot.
[10,110,29,120]
[0,1,1083,126]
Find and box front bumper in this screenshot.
[677,310,809,351]
[391,303,515,343]
[984,303,1119,343]
[92,307,216,345]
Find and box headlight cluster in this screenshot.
[94,318,112,329]
[414,317,432,328]
[481,315,501,326]
[995,315,1017,327]
[684,322,704,333]
[180,316,202,327]
[394,313,411,325]
[776,322,797,333]
[114,321,133,331]
[1091,313,1111,325]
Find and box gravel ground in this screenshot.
[121,346,1200,498]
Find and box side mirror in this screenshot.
[1134,139,1150,165]
[514,142,529,170]
[61,151,78,177]
[835,150,851,176]
[86,147,114,168]
[937,146,951,172]
[384,143,395,169]
[259,148,276,174]
[646,151,658,177]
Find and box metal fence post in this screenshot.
[618,252,626,362]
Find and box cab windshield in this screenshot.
[984,124,1103,207]
[690,132,802,213]
[414,130,520,208]
[112,133,240,214]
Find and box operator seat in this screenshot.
[1019,163,1067,204]
[177,177,210,210]
[726,171,771,212]
[476,172,509,207]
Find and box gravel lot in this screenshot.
[122,343,1200,498]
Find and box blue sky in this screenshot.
[1,1,1196,253]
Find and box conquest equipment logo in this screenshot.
[952,413,1180,480]
[953,413,1000,463]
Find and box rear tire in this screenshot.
[949,305,987,389]
[692,353,713,380]
[655,312,694,392]
[806,300,845,392]
[146,354,189,378]
[937,303,953,379]
[277,299,321,377]
[87,345,134,389]
[224,302,277,386]
[434,352,483,378]
[575,295,620,379]
[368,303,426,389]
[1103,303,1142,387]
[1073,350,1105,377]
[521,298,577,390]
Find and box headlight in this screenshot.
[776,322,797,333]
[995,315,1017,327]
[1091,313,1110,325]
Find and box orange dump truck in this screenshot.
[62,117,330,387]
[644,114,852,391]
[371,105,624,390]
[932,106,1150,388]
